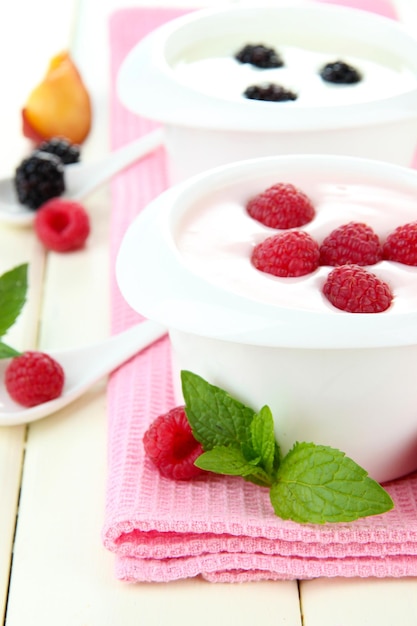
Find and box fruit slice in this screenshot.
[22,51,92,145]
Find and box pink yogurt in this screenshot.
[175,178,417,314]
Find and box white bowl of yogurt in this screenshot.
[116,154,417,484]
[117,3,417,182]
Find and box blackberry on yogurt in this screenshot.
[243,83,297,102]
[319,60,362,84]
[235,44,284,69]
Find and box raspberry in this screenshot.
[382,222,417,266]
[143,406,206,480]
[252,231,320,277]
[320,60,362,84]
[5,351,65,407]
[243,83,297,102]
[323,265,393,313]
[235,44,283,69]
[34,198,90,252]
[37,137,80,165]
[14,151,65,210]
[319,222,382,267]
[247,182,315,229]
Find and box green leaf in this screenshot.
[195,446,272,486]
[180,372,394,524]
[270,442,394,524]
[0,342,21,358]
[181,370,255,451]
[250,405,280,475]
[0,263,28,337]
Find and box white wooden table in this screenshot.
[1,0,417,624]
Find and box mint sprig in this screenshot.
[0,263,28,358]
[181,370,394,524]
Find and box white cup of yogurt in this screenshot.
[116,154,417,484]
[117,3,417,182]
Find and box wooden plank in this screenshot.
[0,428,24,624]
[0,233,45,624]
[302,577,417,626]
[0,0,80,622]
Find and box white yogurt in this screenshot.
[174,45,417,107]
[175,179,417,314]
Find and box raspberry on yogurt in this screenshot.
[319,222,383,267]
[247,182,315,229]
[383,222,417,266]
[175,177,417,315]
[252,231,320,278]
[323,265,393,313]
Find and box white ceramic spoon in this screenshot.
[0,128,164,227]
[0,320,167,426]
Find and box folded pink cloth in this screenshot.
[102,3,417,584]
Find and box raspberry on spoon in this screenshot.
[5,351,65,407]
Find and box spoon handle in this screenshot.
[66,128,164,199]
[68,320,168,385]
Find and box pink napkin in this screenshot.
[102,3,417,584]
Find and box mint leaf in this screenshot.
[0,342,21,358]
[181,370,255,450]
[270,442,394,524]
[0,263,28,337]
[195,446,272,487]
[181,372,394,524]
[250,405,280,476]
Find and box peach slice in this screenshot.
[22,51,92,145]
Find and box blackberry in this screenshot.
[37,137,81,165]
[14,151,65,210]
[235,44,283,69]
[243,83,297,102]
[319,60,362,84]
